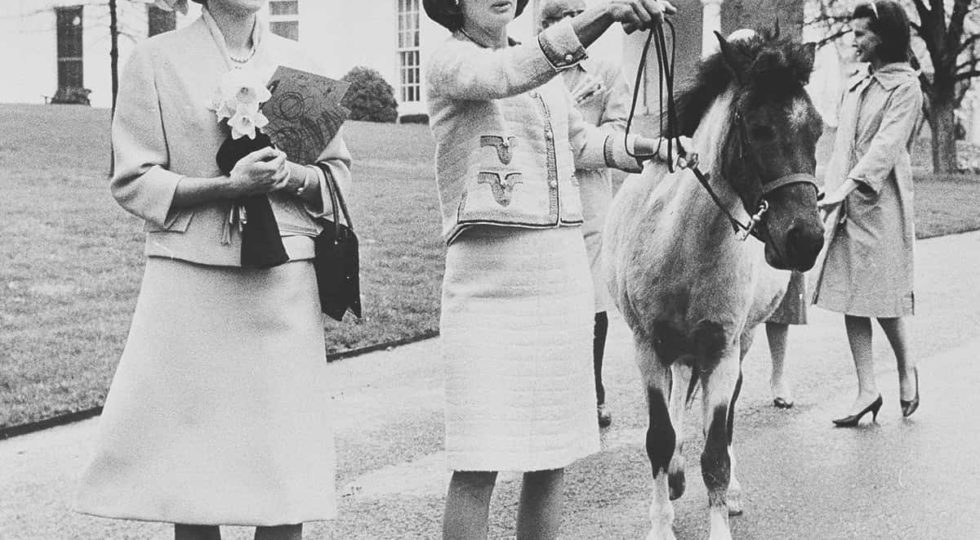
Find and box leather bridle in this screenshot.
[624,21,818,242]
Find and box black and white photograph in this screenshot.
[1,0,979,538]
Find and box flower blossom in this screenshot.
[209,67,272,140]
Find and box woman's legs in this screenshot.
[175,525,221,540]
[516,469,564,540]
[444,471,497,540]
[254,525,302,540]
[594,311,611,426]
[877,316,917,400]
[175,524,301,540]
[765,322,794,406]
[844,315,880,412]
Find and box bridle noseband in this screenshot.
[625,22,818,243]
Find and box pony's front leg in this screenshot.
[634,336,677,540]
[701,347,741,540]
[668,363,694,501]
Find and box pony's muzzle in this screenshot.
[782,219,824,271]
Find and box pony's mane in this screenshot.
[663,29,815,137]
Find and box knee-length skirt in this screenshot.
[441,226,601,472]
[767,270,808,325]
[75,257,336,526]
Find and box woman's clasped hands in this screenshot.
[606,0,676,33]
[227,147,291,197]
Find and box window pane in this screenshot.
[269,1,299,16]
[270,21,299,41]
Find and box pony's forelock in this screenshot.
[669,30,815,136]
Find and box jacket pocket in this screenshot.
[144,208,194,233]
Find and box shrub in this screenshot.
[50,87,92,105]
[341,67,398,123]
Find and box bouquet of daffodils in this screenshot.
[210,68,272,141]
[210,68,288,269]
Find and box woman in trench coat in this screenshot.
[812,0,922,426]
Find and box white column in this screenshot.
[965,90,980,145]
[701,0,724,58]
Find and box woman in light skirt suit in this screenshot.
[423,0,676,537]
[74,1,352,538]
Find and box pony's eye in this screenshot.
[749,125,775,140]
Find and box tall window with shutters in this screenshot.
[55,6,84,92]
[269,0,299,41]
[397,0,421,103]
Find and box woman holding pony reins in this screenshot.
[813,0,922,426]
[423,0,675,537]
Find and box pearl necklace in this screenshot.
[229,43,256,64]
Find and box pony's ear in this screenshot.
[715,31,751,83]
[796,42,816,82]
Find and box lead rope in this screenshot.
[623,20,766,241]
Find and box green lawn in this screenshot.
[0,104,443,428]
[1,103,979,429]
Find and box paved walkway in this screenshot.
[3,231,980,539]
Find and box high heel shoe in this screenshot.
[900,368,920,418]
[832,394,883,427]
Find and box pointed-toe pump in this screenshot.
[832,394,883,427]
[900,368,920,418]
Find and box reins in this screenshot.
[623,21,780,242]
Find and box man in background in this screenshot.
[539,0,632,427]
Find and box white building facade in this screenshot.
[0,0,894,131]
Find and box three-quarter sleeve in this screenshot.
[109,45,185,229]
[846,81,923,193]
[309,127,353,224]
[426,19,587,102]
[566,90,642,173]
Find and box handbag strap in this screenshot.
[315,163,353,233]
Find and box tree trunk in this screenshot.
[928,98,958,173]
[109,0,119,113]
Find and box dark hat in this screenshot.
[423,0,530,31]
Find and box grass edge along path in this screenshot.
[2,104,980,433]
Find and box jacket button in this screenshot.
[549,180,558,188]
[544,130,553,140]
[529,91,538,98]
[564,53,574,63]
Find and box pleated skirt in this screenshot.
[441,226,600,472]
[75,257,336,526]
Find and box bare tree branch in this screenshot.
[955,69,980,82]
[957,32,980,54]
[947,0,971,58]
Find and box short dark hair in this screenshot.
[852,0,912,63]
[423,0,530,31]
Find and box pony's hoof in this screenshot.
[727,491,744,516]
[668,468,685,500]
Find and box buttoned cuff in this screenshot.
[537,19,588,72]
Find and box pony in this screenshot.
[603,28,825,540]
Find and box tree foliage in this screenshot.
[341,67,399,124]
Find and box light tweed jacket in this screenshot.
[111,10,352,266]
[425,20,642,244]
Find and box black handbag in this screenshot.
[313,164,362,321]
